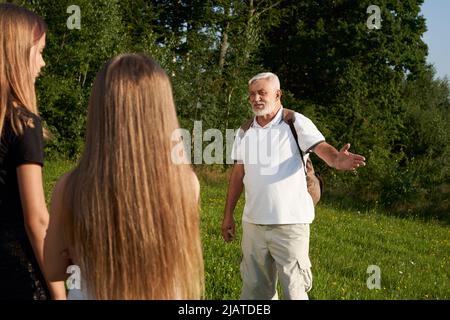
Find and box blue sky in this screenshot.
[421,0,450,79]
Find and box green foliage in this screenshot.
[23,0,129,157]
[397,68,450,217]
[258,0,448,218]
[260,0,427,104]
[166,0,283,132]
[22,1,283,159]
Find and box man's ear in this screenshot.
[277,89,282,100]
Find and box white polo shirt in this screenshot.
[231,107,325,224]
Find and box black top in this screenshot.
[0,108,49,300]
[0,110,44,224]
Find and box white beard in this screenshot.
[252,102,276,116]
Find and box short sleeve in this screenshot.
[231,128,244,163]
[13,115,44,167]
[294,112,325,153]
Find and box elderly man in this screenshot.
[222,72,366,300]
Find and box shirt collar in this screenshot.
[253,106,283,129]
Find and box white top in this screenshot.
[67,288,90,300]
[231,107,325,224]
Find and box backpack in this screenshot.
[239,108,323,206]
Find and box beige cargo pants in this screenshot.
[240,222,313,300]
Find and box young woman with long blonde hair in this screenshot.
[0,3,65,299]
[44,54,204,299]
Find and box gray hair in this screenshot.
[248,72,280,90]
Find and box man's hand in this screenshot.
[222,214,236,242]
[314,142,366,171]
[335,143,366,170]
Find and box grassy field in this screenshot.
[43,160,450,300]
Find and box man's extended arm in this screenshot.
[314,142,366,171]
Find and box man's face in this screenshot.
[248,79,280,116]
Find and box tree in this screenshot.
[23,0,129,156]
[257,0,450,218]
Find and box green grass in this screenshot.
[43,160,450,300]
[43,158,75,205]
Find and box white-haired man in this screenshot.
[222,72,366,299]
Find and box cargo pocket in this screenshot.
[297,259,313,293]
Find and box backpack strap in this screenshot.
[282,108,307,174]
[238,118,254,141]
[239,118,254,133]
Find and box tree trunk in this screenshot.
[219,4,232,69]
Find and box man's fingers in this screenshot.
[351,160,366,170]
[340,143,350,153]
[222,227,229,240]
[222,231,230,242]
[224,232,234,242]
[350,153,366,161]
[222,225,235,242]
[353,159,366,165]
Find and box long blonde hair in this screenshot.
[0,3,47,136]
[64,54,204,299]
